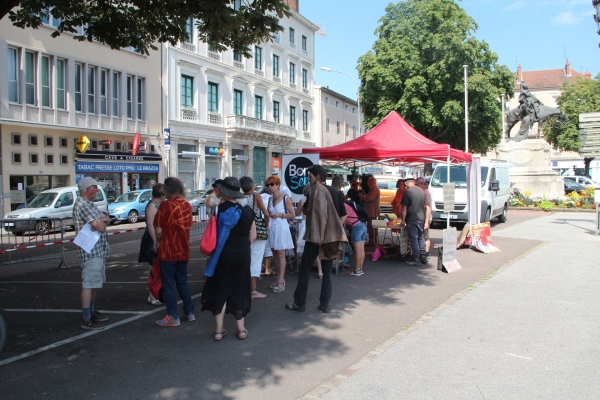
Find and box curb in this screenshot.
[510,207,595,213]
[298,241,548,399]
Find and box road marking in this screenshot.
[505,353,532,360]
[0,281,205,284]
[4,309,146,314]
[0,293,201,367]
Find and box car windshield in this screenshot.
[28,192,58,208]
[186,190,205,199]
[114,192,140,203]
[201,189,214,198]
[431,166,469,188]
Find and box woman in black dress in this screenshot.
[201,177,256,341]
[138,183,165,305]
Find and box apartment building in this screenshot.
[164,1,318,189]
[314,85,361,148]
[0,17,162,214]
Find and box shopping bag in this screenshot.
[200,215,217,255]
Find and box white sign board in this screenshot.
[443,183,456,212]
[441,227,461,273]
[281,153,320,202]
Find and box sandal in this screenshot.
[272,281,285,293]
[147,296,162,306]
[348,269,364,276]
[237,329,248,340]
[252,291,267,299]
[214,329,227,341]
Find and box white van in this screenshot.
[4,186,109,235]
[429,161,510,225]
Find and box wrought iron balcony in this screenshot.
[226,115,298,145]
[181,107,197,121]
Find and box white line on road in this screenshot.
[4,309,146,314]
[505,353,532,360]
[0,293,202,368]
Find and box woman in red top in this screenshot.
[391,179,406,221]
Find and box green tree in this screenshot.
[542,75,600,175]
[2,0,290,56]
[358,0,513,153]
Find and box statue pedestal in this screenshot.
[495,139,564,199]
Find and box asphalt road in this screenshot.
[0,210,546,399]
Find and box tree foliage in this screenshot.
[357,0,514,153]
[542,75,600,153]
[2,0,290,56]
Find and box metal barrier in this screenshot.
[0,218,68,268]
[190,215,208,237]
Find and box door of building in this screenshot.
[253,147,266,185]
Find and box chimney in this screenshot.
[283,0,299,12]
[517,64,522,83]
[565,60,571,76]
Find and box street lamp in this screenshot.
[320,66,361,137]
[463,65,469,152]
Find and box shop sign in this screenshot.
[100,140,112,145]
[76,135,90,153]
[164,128,171,150]
[282,153,320,202]
[76,152,162,161]
[132,132,141,156]
[205,146,224,156]
[272,157,282,168]
[76,161,160,173]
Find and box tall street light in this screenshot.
[463,65,469,152]
[320,67,361,137]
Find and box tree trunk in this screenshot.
[0,0,20,21]
[584,157,595,178]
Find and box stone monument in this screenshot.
[495,83,567,199]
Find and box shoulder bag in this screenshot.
[200,206,218,255]
[253,195,268,241]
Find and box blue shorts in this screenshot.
[350,222,367,243]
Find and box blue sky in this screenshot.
[300,0,599,100]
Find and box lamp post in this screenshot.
[320,67,361,137]
[463,65,469,152]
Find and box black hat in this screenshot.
[216,177,244,198]
[212,179,223,188]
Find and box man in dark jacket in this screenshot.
[400,177,426,266]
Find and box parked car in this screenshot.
[186,189,208,214]
[564,176,600,189]
[3,186,109,235]
[108,189,152,223]
[564,180,586,195]
[16,195,37,210]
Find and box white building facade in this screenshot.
[0,18,163,215]
[164,6,318,190]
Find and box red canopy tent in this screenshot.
[302,111,472,165]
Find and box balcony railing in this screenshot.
[273,76,281,83]
[302,88,309,94]
[289,82,296,89]
[226,115,297,138]
[208,51,221,61]
[181,107,197,121]
[254,68,264,77]
[234,61,245,70]
[208,112,222,125]
[180,42,196,52]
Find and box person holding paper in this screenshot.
[73,177,110,330]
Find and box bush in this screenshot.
[538,201,554,211]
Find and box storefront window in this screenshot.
[232,149,245,179]
[178,143,197,191]
[9,175,70,210]
[80,173,121,203]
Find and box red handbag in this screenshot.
[148,258,162,301]
[200,214,217,255]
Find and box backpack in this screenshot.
[345,200,369,222]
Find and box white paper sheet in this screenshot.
[73,223,101,253]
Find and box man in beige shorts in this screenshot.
[74,177,111,330]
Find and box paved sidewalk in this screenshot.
[319,212,600,399]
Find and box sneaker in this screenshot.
[186,313,196,322]
[318,304,331,313]
[81,319,105,330]
[156,315,180,327]
[91,310,109,322]
[285,302,306,312]
[425,252,431,262]
[405,259,421,266]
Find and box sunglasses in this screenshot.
[267,182,277,187]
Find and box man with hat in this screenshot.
[73,177,111,330]
[400,177,427,266]
[415,176,432,262]
[345,179,364,206]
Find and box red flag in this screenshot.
[132,132,141,155]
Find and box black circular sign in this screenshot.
[284,156,313,195]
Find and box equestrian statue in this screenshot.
[505,83,568,142]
